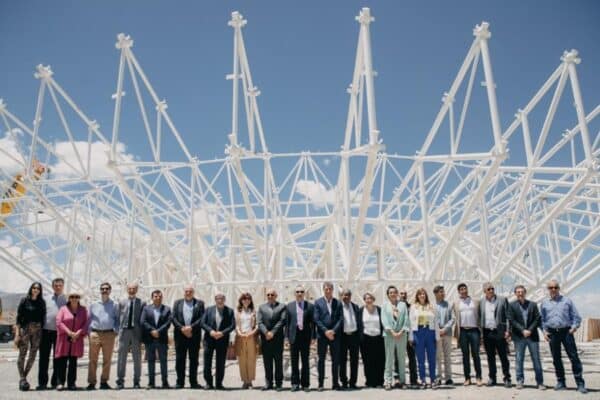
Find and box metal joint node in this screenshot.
[156,100,168,112]
[248,86,261,97]
[115,33,134,50]
[228,12,247,29]
[356,8,374,25]
[560,49,581,65]
[442,92,455,104]
[473,22,491,40]
[34,64,53,80]
[88,120,99,131]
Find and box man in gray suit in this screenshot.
[257,288,287,391]
[433,285,455,385]
[115,282,145,390]
[479,282,511,388]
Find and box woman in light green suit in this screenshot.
[381,285,410,390]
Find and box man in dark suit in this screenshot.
[200,292,235,390]
[140,289,172,389]
[257,288,287,391]
[339,289,362,390]
[313,281,343,391]
[172,285,205,389]
[116,282,145,389]
[507,285,545,390]
[286,285,315,392]
[480,282,511,388]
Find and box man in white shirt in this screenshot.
[339,289,361,390]
[453,283,482,386]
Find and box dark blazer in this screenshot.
[140,303,172,344]
[479,295,509,335]
[117,297,145,337]
[172,298,205,342]
[507,299,541,341]
[285,300,316,344]
[257,302,288,341]
[313,297,343,339]
[200,305,235,344]
[358,305,383,341]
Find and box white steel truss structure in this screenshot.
[1,8,598,305]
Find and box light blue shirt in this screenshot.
[183,300,194,326]
[89,298,119,332]
[541,295,581,331]
[152,305,162,326]
[44,293,67,331]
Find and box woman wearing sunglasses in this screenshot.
[15,282,46,391]
[55,291,89,390]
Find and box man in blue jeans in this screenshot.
[452,283,482,386]
[540,280,587,394]
[507,285,545,390]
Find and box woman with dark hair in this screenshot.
[15,282,46,391]
[235,292,258,389]
[359,292,385,388]
[409,288,439,389]
[55,291,88,391]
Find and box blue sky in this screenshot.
[1,1,599,313]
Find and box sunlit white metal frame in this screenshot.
[1,8,598,306]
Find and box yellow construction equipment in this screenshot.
[0,160,47,228]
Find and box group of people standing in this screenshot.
[12,278,588,394]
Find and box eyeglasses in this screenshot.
[100,288,110,292]
[267,293,276,297]
[399,292,407,296]
[69,295,80,299]
[547,286,559,290]
[486,287,495,291]
[295,290,305,294]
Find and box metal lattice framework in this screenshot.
[1,8,599,306]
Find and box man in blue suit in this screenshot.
[140,289,172,389]
[313,281,343,391]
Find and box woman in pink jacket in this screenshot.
[55,291,88,391]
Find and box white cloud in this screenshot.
[0,129,26,175]
[0,236,49,293]
[51,141,135,179]
[295,179,371,209]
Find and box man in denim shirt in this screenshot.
[540,279,587,394]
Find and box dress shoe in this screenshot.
[100,382,112,390]
[67,385,78,391]
[445,379,454,385]
[35,385,47,391]
[503,379,512,388]
[190,383,203,389]
[86,384,96,391]
[577,385,588,394]
[147,383,155,390]
[205,384,214,390]
[333,385,342,391]
[262,385,273,391]
[215,384,226,390]
[275,386,283,392]
[162,382,170,389]
[486,379,496,387]
[317,385,324,392]
[554,382,566,391]
[303,387,310,392]
[116,383,124,390]
[133,383,141,389]
[175,383,184,389]
[349,384,358,390]
[291,385,300,392]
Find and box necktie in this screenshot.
[127,300,134,328]
[297,302,303,330]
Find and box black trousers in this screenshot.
[317,337,340,387]
[262,336,284,387]
[548,327,584,386]
[290,329,311,388]
[55,356,77,388]
[175,337,200,386]
[38,329,58,387]
[459,328,482,380]
[360,334,384,387]
[340,332,360,386]
[146,341,168,386]
[482,328,511,381]
[203,339,228,386]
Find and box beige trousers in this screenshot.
[436,334,453,381]
[88,331,117,385]
[235,335,257,383]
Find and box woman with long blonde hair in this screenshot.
[408,288,440,389]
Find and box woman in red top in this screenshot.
[55,291,88,391]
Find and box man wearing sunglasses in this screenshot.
[540,280,587,394]
[257,288,287,391]
[286,285,315,392]
[479,282,511,388]
[87,282,119,390]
